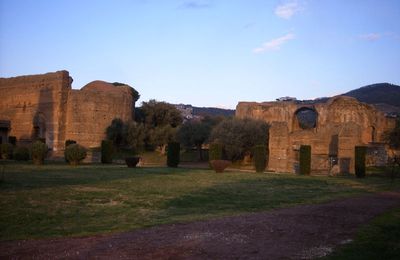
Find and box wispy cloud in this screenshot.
[180,1,211,9]
[275,1,301,19]
[253,33,295,53]
[359,33,381,41]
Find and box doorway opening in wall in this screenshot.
[295,107,318,130]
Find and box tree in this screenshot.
[124,121,146,153]
[140,100,183,152]
[148,125,176,154]
[106,118,124,147]
[209,118,269,161]
[141,99,182,128]
[176,120,212,160]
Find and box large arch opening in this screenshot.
[294,107,318,130]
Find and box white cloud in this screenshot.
[359,33,381,41]
[253,33,295,53]
[275,1,300,19]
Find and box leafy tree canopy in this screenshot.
[141,99,182,128]
[209,118,269,161]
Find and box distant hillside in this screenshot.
[192,106,235,117]
[342,83,400,108]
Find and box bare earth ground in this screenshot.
[1,192,399,260]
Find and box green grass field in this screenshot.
[0,162,399,241]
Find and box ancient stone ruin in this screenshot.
[0,71,136,152]
[236,96,397,174]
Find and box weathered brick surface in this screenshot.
[236,96,396,174]
[0,71,135,152]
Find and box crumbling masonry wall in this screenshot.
[0,71,135,151]
[0,71,70,151]
[236,96,396,174]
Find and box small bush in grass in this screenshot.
[300,145,311,175]
[355,146,367,178]
[0,143,13,159]
[167,142,180,167]
[209,143,224,161]
[253,145,267,173]
[65,144,87,165]
[13,146,30,161]
[31,141,48,165]
[8,136,17,146]
[101,140,114,164]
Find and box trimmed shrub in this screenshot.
[65,139,76,148]
[31,141,48,165]
[209,143,224,161]
[210,160,231,173]
[125,157,141,168]
[13,146,30,161]
[101,140,114,164]
[253,145,267,173]
[355,146,367,178]
[8,136,17,146]
[167,142,180,167]
[65,144,87,165]
[0,143,13,159]
[299,145,311,175]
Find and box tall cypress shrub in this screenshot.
[101,140,114,164]
[253,145,267,173]
[299,145,311,175]
[355,146,367,178]
[167,142,180,167]
[209,143,224,161]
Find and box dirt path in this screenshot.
[1,192,399,259]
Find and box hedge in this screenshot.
[253,145,267,173]
[299,145,311,175]
[355,146,367,178]
[167,142,180,167]
[101,140,114,164]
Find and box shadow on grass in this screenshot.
[0,162,201,191]
[156,176,366,221]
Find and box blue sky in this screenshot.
[1,0,399,109]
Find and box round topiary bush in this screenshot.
[31,141,48,165]
[13,146,30,161]
[0,143,13,159]
[65,144,87,166]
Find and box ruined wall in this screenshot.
[65,81,134,148]
[236,96,395,174]
[0,71,71,151]
[0,72,135,152]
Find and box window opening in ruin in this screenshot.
[295,107,318,129]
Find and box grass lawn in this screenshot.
[324,207,400,259]
[0,162,399,241]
